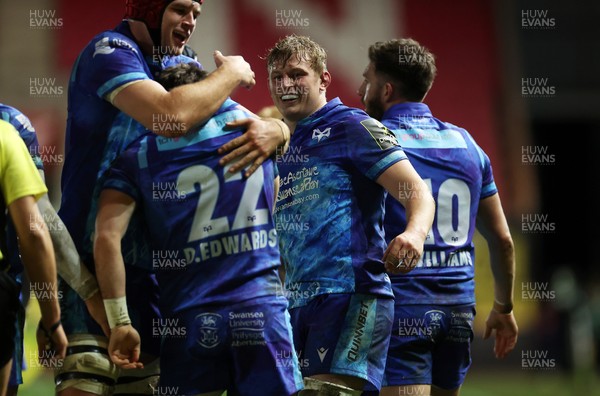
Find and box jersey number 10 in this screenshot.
[423,178,470,247]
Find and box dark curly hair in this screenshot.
[156,62,208,91]
[368,38,436,102]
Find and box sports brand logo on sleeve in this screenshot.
[360,118,399,150]
[93,37,115,57]
[93,36,138,58]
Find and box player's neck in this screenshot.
[285,100,327,135]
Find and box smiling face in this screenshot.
[160,0,201,55]
[268,54,330,123]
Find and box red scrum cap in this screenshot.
[124,0,203,30]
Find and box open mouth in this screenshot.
[173,31,189,46]
[281,94,299,102]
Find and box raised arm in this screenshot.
[112,51,253,136]
[112,52,287,175]
[376,160,435,274]
[94,188,143,369]
[477,193,518,359]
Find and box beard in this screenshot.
[364,96,385,121]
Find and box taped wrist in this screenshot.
[103,297,132,329]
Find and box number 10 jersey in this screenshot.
[382,102,498,305]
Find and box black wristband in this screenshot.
[38,319,62,338]
[493,300,514,314]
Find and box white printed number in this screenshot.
[423,178,470,246]
[176,165,269,242]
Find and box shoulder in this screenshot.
[0,105,35,135]
[81,26,143,62]
[337,108,399,149]
[0,120,22,146]
[0,120,44,175]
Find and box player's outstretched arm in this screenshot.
[477,193,518,359]
[112,51,281,176]
[94,189,143,369]
[377,161,435,274]
[8,195,67,364]
[112,51,254,138]
[219,118,290,177]
[36,192,110,337]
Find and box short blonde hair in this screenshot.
[266,34,327,74]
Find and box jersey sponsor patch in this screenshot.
[360,118,399,149]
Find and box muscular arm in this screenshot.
[37,192,110,336]
[94,188,143,369]
[113,64,242,136]
[112,53,287,175]
[94,189,136,300]
[477,193,518,358]
[376,160,435,273]
[8,195,67,359]
[36,194,98,300]
[476,194,515,309]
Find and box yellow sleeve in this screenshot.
[0,120,48,206]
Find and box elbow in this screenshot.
[19,220,54,260]
[26,218,51,244]
[490,232,515,258]
[93,230,121,264]
[501,234,515,257]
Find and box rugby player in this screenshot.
[357,38,518,396]
[267,34,435,395]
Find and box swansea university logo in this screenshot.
[195,313,222,349]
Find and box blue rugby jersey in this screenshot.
[58,21,199,267]
[0,104,43,170]
[0,104,43,277]
[102,99,281,316]
[381,102,497,305]
[275,98,406,308]
[59,21,153,261]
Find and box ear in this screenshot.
[320,70,332,91]
[382,81,395,103]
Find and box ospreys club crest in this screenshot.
[312,127,331,142]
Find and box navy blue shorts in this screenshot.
[382,304,476,390]
[160,295,303,395]
[289,293,394,391]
